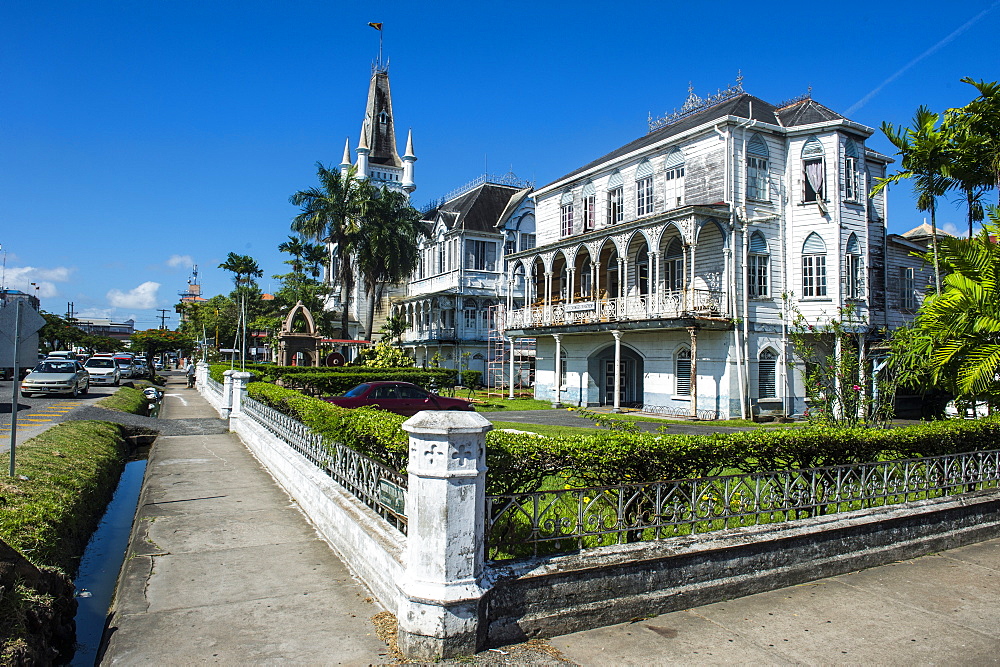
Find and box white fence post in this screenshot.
[195,361,208,390]
[229,371,253,422]
[398,411,492,659]
[221,369,235,418]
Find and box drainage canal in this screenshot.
[70,453,146,666]
[72,395,160,666]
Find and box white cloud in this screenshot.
[940,222,970,239]
[167,254,194,269]
[75,307,115,320]
[107,281,160,309]
[2,265,74,298]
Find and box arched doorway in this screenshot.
[588,344,644,407]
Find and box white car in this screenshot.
[84,357,121,386]
[21,360,90,397]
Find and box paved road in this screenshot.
[0,378,122,448]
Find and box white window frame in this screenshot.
[758,348,778,399]
[636,176,653,217]
[675,348,691,396]
[582,194,595,231]
[607,186,623,225]
[560,203,574,237]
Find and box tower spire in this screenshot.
[340,138,352,176]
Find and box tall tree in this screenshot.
[277,236,307,275]
[354,185,426,340]
[942,77,1000,234]
[874,107,951,293]
[290,163,364,340]
[302,242,328,280]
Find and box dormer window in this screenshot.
[378,111,389,125]
[802,137,826,203]
[746,134,770,201]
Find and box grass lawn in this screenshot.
[468,392,553,412]
[487,420,598,437]
[607,413,803,429]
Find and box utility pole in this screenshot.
[157,309,170,329]
[65,301,75,321]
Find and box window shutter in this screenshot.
[663,147,685,169]
[749,231,769,254]
[803,232,826,254]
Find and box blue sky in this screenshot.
[2,0,998,329]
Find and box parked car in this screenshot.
[84,357,121,386]
[21,359,90,397]
[323,381,475,416]
[132,359,150,379]
[113,355,136,379]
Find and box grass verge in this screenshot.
[0,420,132,573]
[96,386,148,415]
[487,420,598,437]
[0,420,136,663]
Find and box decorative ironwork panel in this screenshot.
[206,377,224,400]
[241,396,408,533]
[486,449,1000,561]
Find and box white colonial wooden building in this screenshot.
[502,82,932,419]
[392,175,534,377]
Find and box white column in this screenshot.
[553,334,563,408]
[568,269,576,303]
[195,360,208,389]
[221,369,235,418]
[688,326,699,419]
[398,411,492,659]
[612,330,622,413]
[229,371,253,421]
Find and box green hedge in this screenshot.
[213,364,481,394]
[245,381,1000,496]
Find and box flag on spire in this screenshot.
[368,22,382,30]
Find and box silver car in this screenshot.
[84,357,121,386]
[21,360,90,397]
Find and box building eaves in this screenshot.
[494,187,533,230]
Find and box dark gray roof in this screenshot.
[544,94,853,189]
[545,94,780,187]
[776,99,845,127]
[421,183,524,233]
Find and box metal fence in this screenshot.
[486,449,1000,561]
[205,376,224,402]
[241,396,408,533]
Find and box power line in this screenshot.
[157,309,170,329]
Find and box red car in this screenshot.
[323,381,475,416]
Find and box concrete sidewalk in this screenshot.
[100,375,388,665]
[553,536,1000,665]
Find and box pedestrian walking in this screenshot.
[185,360,196,388]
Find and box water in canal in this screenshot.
[70,456,147,666]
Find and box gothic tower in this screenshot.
[342,64,416,196]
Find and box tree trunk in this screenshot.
[364,287,376,341]
[931,202,942,294]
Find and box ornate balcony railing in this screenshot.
[487,449,1000,561]
[241,395,408,533]
[504,289,727,330]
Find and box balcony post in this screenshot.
[688,243,698,311]
[552,333,563,408]
[568,268,576,304]
[688,326,698,419]
[544,271,553,308]
[612,330,622,413]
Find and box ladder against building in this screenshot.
[486,305,535,399]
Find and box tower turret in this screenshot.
[340,138,352,177]
[355,121,371,178]
[401,128,416,194]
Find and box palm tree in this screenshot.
[277,236,307,274]
[302,242,328,280]
[218,252,262,368]
[354,185,427,340]
[942,78,1000,234]
[290,163,363,340]
[874,107,951,293]
[903,208,1000,403]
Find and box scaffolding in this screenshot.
[486,304,535,399]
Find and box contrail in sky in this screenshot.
[846,1,1000,115]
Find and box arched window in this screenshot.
[844,138,861,202]
[664,147,685,208]
[759,348,778,399]
[802,137,825,203]
[675,348,691,396]
[664,238,684,292]
[746,133,770,201]
[607,170,624,225]
[802,232,827,297]
[635,245,650,296]
[579,257,593,298]
[846,233,863,299]
[748,231,769,298]
[635,160,654,217]
[560,190,574,237]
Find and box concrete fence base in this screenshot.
[205,373,1000,659]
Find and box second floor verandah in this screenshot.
[503,206,735,331]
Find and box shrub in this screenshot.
[246,382,1000,495]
